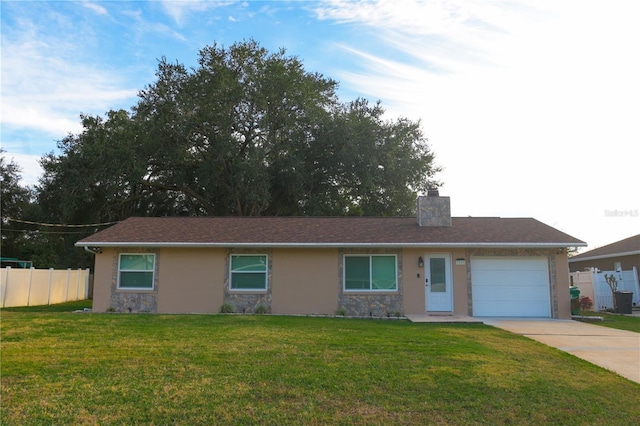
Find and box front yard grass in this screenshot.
[2,309,639,425]
[577,310,640,333]
[1,299,92,313]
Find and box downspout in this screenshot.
[82,246,100,303]
[83,246,102,255]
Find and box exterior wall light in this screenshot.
[418,256,424,267]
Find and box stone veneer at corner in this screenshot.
[417,194,452,227]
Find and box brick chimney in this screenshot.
[417,190,451,227]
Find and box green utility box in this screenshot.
[570,286,581,315]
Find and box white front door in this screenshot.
[425,254,453,312]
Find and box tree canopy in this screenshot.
[1,150,32,259]
[7,40,441,268]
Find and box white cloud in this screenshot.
[315,0,534,47]
[2,0,636,249]
[82,1,108,15]
[313,0,640,249]
[120,8,188,43]
[1,17,138,138]
[160,0,235,26]
[317,0,478,34]
[1,152,43,188]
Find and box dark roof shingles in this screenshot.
[570,234,640,259]
[77,216,586,246]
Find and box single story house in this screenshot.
[569,234,640,276]
[76,193,586,318]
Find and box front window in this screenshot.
[118,254,155,289]
[230,255,267,291]
[344,255,397,291]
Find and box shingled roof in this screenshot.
[76,216,586,248]
[569,234,640,262]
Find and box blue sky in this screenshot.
[2,0,638,251]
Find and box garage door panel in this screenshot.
[471,257,550,317]
[485,301,551,317]
[472,270,548,287]
[473,258,546,270]
[473,286,549,302]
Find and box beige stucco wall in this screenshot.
[555,251,571,319]
[157,247,226,313]
[402,248,423,315]
[450,248,469,314]
[92,248,115,313]
[91,247,226,313]
[271,248,338,315]
[90,245,569,318]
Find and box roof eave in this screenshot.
[569,250,640,263]
[76,241,587,249]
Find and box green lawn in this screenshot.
[1,299,93,313]
[577,311,640,333]
[2,307,639,425]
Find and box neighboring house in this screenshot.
[569,234,640,275]
[75,193,586,319]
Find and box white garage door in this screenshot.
[471,257,551,317]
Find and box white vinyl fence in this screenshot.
[1,267,91,308]
[570,267,639,311]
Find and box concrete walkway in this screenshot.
[405,314,483,324]
[483,319,640,384]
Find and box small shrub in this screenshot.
[335,307,347,316]
[106,307,115,313]
[218,302,235,314]
[571,297,581,313]
[579,296,593,311]
[254,304,268,314]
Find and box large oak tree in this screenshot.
[1,150,32,259]
[38,40,441,231]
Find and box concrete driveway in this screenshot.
[483,319,640,384]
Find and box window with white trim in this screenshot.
[344,255,397,291]
[230,254,267,291]
[118,254,155,289]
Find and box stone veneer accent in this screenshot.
[417,195,452,227]
[109,248,159,313]
[337,248,403,317]
[223,249,273,313]
[465,248,558,318]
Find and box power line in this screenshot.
[7,218,118,228]
[1,228,89,235]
